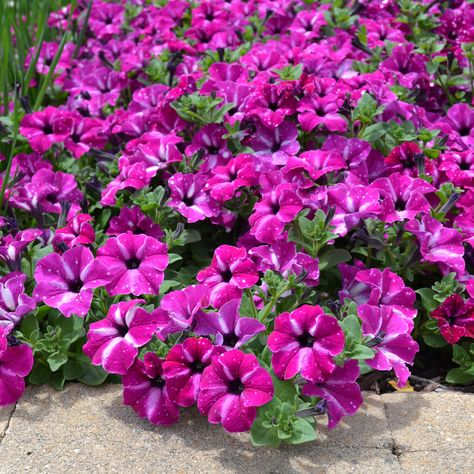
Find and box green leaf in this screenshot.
[416,288,438,312]
[78,365,109,386]
[18,313,39,338]
[47,352,68,372]
[359,122,388,142]
[49,370,66,391]
[423,334,447,348]
[318,249,351,271]
[340,314,362,341]
[168,253,183,264]
[250,418,280,447]
[445,368,474,385]
[63,359,88,381]
[350,344,376,360]
[159,280,180,294]
[28,361,51,385]
[287,418,317,445]
[452,344,471,368]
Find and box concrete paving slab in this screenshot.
[382,392,474,452]
[0,384,398,474]
[399,450,474,474]
[0,405,14,441]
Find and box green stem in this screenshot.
[246,289,258,319]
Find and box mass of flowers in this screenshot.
[1,0,474,447]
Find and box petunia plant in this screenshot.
[0,0,474,449]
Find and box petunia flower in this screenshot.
[84,299,160,375]
[196,245,259,308]
[372,173,435,223]
[195,298,265,348]
[268,305,345,382]
[163,337,225,407]
[123,352,180,426]
[0,342,34,406]
[430,294,474,345]
[198,349,274,433]
[0,273,35,332]
[302,359,363,430]
[106,205,163,239]
[167,173,220,223]
[156,285,210,338]
[248,120,300,167]
[97,233,168,296]
[339,264,417,324]
[19,107,72,154]
[249,183,303,244]
[33,246,110,317]
[53,214,96,250]
[357,304,419,387]
[328,184,382,236]
[405,215,465,277]
[0,229,41,272]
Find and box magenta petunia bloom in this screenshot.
[101,161,151,207]
[198,349,274,433]
[19,107,71,154]
[53,213,96,250]
[372,173,435,223]
[163,337,225,407]
[0,273,35,332]
[123,352,180,426]
[339,264,417,324]
[196,245,259,308]
[405,215,465,277]
[0,342,34,406]
[33,246,110,317]
[248,120,300,167]
[249,183,303,244]
[106,205,163,239]
[302,360,363,430]
[195,298,265,348]
[156,285,210,339]
[357,304,419,387]
[430,295,474,345]
[97,233,168,296]
[206,154,257,203]
[0,229,41,272]
[167,173,219,224]
[268,305,345,382]
[328,184,382,237]
[84,299,160,375]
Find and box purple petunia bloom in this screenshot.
[268,305,345,382]
[196,245,259,308]
[339,264,417,325]
[19,107,71,154]
[163,337,225,407]
[358,304,419,387]
[0,342,34,406]
[405,215,465,277]
[302,359,363,430]
[195,298,265,348]
[198,349,274,433]
[123,352,179,426]
[249,183,303,244]
[167,173,219,223]
[84,299,160,375]
[328,184,382,237]
[33,246,110,317]
[97,233,168,296]
[0,273,35,332]
[106,205,163,239]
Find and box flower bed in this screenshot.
[0,0,474,448]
